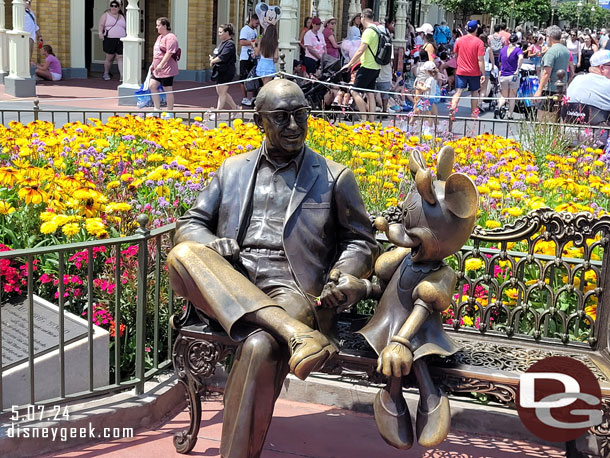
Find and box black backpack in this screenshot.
[367,26,392,66]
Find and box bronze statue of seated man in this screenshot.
[167,79,379,458]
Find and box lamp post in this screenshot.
[577,0,583,29]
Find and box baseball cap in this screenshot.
[312,17,322,25]
[590,50,610,67]
[467,20,479,32]
[416,23,434,34]
[422,61,437,71]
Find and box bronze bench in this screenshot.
[170,208,610,456]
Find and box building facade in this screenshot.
[1,0,449,97]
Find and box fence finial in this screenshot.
[33,99,40,121]
[279,53,286,77]
[136,214,150,234]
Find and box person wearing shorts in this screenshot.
[340,8,380,122]
[35,44,62,81]
[238,14,259,106]
[450,20,485,117]
[150,17,180,113]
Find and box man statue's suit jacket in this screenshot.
[174,144,379,299]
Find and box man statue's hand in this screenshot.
[376,342,414,377]
[319,269,368,311]
[206,238,240,263]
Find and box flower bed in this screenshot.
[1,116,608,368]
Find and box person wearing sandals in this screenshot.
[496,33,523,120]
[98,1,126,82]
[256,23,279,85]
[210,23,238,113]
[150,17,179,113]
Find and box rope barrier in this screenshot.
[279,71,554,102]
[0,74,275,105]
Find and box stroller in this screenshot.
[485,65,501,113]
[299,55,345,113]
[515,63,539,119]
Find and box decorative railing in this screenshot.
[446,209,609,349]
[0,217,178,413]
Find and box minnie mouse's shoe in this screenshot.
[373,384,414,450]
[415,392,450,447]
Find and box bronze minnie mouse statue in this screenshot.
[357,145,478,448]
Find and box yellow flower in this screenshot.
[52,214,69,226]
[106,180,120,190]
[504,207,523,217]
[485,220,501,229]
[462,316,474,327]
[18,181,48,205]
[85,218,108,238]
[465,258,485,271]
[490,190,503,199]
[62,223,80,237]
[106,202,132,212]
[0,201,15,214]
[40,220,58,234]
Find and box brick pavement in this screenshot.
[46,396,565,458]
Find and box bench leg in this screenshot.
[172,334,225,454]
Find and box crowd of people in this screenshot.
[24,0,610,127]
[205,9,610,128]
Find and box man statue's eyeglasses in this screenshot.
[258,107,311,126]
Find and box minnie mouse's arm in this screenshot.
[376,266,456,378]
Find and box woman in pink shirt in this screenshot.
[150,17,180,112]
[98,1,126,82]
[35,45,62,81]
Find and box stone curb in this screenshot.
[0,371,186,458]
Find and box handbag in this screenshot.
[245,63,261,92]
[135,70,167,109]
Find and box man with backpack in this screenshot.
[434,21,452,45]
[489,25,506,67]
[341,8,392,122]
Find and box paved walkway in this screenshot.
[0,75,526,141]
[46,396,565,458]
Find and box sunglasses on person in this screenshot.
[110,3,120,7]
[258,107,311,126]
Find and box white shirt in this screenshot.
[24,8,39,42]
[566,72,610,111]
[239,25,257,61]
[303,29,326,61]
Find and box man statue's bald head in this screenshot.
[255,79,308,112]
[253,79,310,160]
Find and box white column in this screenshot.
[420,0,431,24]
[394,0,407,49]
[279,0,299,74]
[69,0,87,77]
[379,0,388,21]
[5,0,35,97]
[118,0,144,105]
[0,0,8,81]
[347,0,361,18]
[171,0,188,71]
[317,0,333,21]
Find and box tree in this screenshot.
[558,2,610,30]
[433,0,551,25]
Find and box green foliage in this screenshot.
[432,0,550,23]
[558,2,610,29]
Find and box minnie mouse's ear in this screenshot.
[273,6,282,18]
